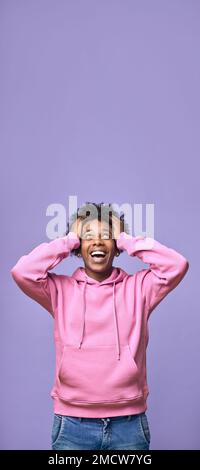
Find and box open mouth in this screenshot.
[89,250,107,263]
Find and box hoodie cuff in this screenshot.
[60,232,80,251]
[116,232,144,255]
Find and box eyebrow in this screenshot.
[83,227,111,233]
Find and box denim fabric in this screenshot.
[51,412,151,450]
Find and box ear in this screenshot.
[114,240,120,257]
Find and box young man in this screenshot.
[11,202,189,450]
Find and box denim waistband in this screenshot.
[68,414,136,422]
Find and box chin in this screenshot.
[86,261,112,272]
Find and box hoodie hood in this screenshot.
[72,266,127,285]
[71,266,128,360]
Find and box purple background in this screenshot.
[1,0,199,450]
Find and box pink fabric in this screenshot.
[11,232,189,418]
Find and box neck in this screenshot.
[85,266,113,282]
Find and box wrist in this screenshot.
[61,232,80,251]
[116,232,132,250]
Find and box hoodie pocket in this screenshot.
[55,344,143,404]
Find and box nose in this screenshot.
[92,237,105,248]
[94,236,102,243]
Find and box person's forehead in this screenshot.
[82,219,111,232]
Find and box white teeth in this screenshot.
[91,251,106,256]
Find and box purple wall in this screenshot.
[1,0,199,449]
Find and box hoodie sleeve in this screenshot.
[117,232,189,316]
[10,232,80,316]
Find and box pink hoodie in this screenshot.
[11,232,189,418]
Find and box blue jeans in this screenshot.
[51,412,151,450]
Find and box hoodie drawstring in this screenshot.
[78,280,87,349]
[112,281,120,360]
[78,279,120,361]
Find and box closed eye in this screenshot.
[102,233,110,239]
[82,231,95,240]
[82,231,111,240]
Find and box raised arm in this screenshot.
[10,233,80,316]
[116,232,189,315]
